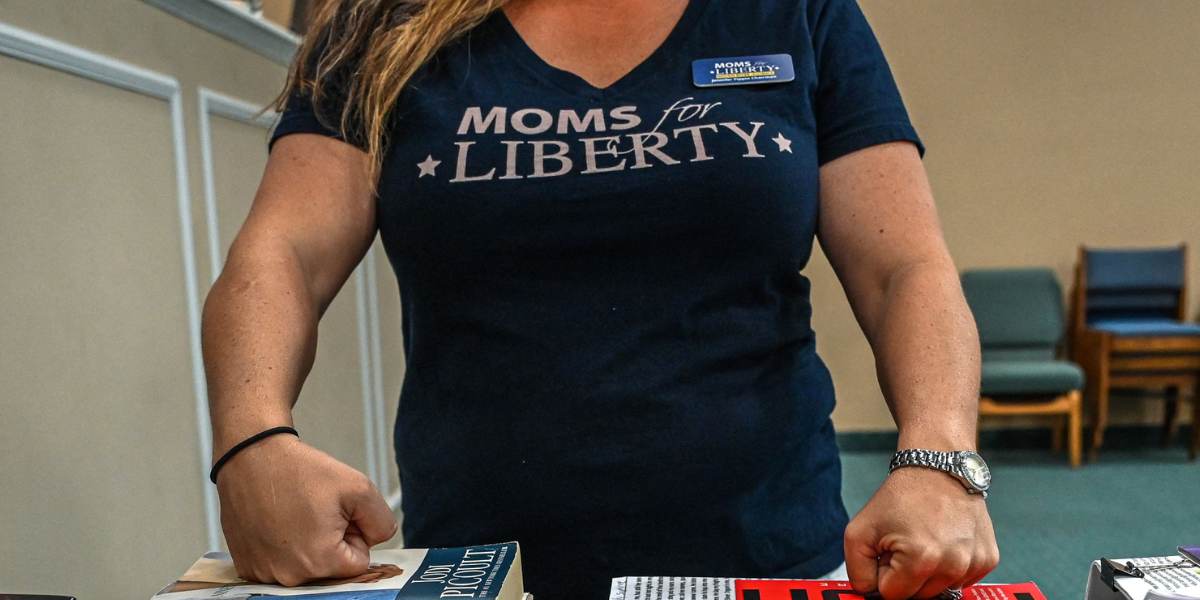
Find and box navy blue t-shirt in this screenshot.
[271,1,921,598]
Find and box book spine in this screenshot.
[399,543,518,600]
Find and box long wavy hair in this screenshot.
[274,0,510,187]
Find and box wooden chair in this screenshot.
[1068,245,1200,461]
[962,269,1085,467]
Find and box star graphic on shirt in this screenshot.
[772,133,793,153]
[417,155,441,178]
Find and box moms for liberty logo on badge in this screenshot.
[692,54,795,87]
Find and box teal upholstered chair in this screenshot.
[962,268,1084,467]
[1069,245,1200,460]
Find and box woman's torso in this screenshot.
[370,0,849,596]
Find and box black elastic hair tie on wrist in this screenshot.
[210,426,299,484]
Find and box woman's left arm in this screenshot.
[816,141,999,600]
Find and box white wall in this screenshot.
[0,2,404,598]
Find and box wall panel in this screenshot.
[207,112,269,275]
[0,1,393,597]
[0,55,206,599]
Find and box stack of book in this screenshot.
[153,542,525,600]
[155,543,1048,600]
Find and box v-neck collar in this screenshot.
[491,0,712,102]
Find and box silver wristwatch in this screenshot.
[889,449,992,498]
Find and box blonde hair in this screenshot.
[275,0,510,188]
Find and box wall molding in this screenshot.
[357,253,398,509]
[0,21,177,97]
[140,0,299,66]
[365,250,398,507]
[0,22,216,550]
[197,88,276,284]
[355,268,382,487]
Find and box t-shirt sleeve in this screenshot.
[809,0,924,165]
[268,54,368,152]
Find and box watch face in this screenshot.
[960,452,991,489]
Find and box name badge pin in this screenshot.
[693,54,795,88]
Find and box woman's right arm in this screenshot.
[201,133,398,586]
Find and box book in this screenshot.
[608,577,1048,600]
[153,542,523,600]
[1091,556,1200,600]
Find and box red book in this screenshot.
[609,577,1048,600]
[735,580,1047,600]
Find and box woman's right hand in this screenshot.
[201,133,387,584]
[215,434,399,586]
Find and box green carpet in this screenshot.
[840,448,1200,600]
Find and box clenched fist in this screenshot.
[844,466,999,600]
[215,434,399,586]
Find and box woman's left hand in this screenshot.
[844,466,999,600]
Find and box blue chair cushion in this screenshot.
[1089,318,1200,337]
[980,360,1084,396]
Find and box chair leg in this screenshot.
[1051,416,1065,452]
[1090,384,1109,462]
[1089,379,1113,458]
[1163,386,1180,446]
[1191,390,1200,461]
[1068,390,1083,469]
[1088,334,1112,462]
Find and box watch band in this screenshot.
[889,448,990,498]
[889,448,956,475]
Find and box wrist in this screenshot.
[887,463,968,489]
[212,411,295,459]
[896,428,977,453]
[211,426,301,484]
[890,448,992,498]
